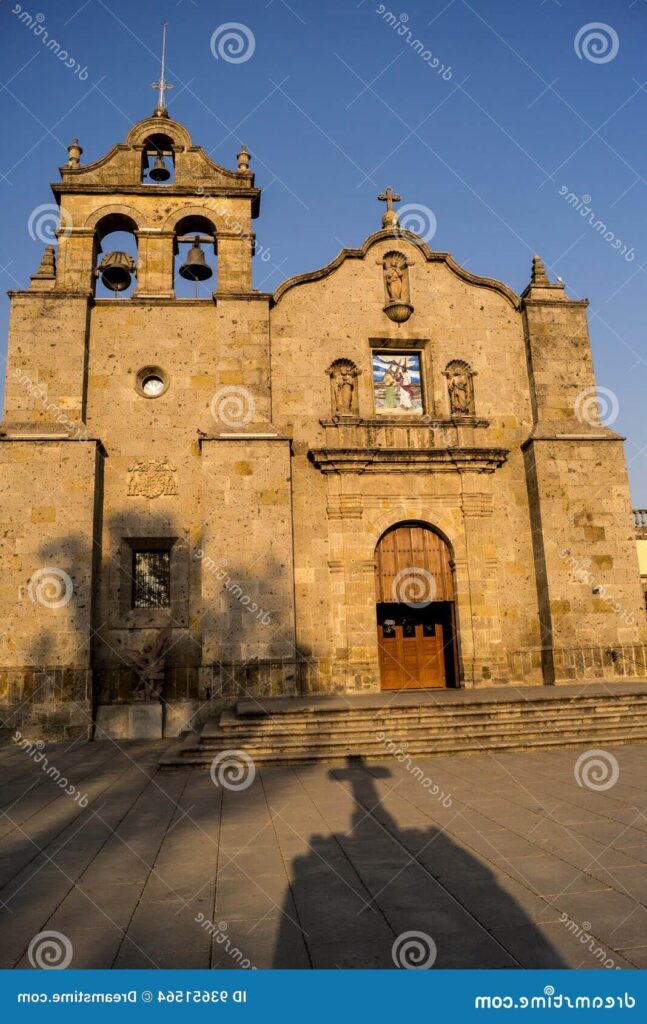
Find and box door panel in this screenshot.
[378,617,446,689]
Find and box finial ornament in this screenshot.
[33,246,56,279]
[66,138,83,167]
[530,254,550,286]
[377,186,401,228]
[237,144,251,172]
[151,21,173,118]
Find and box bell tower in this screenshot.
[0,47,284,741]
[52,113,260,300]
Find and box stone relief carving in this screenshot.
[128,458,178,499]
[444,360,475,416]
[125,623,172,702]
[327,359,360,418]
[378,250,414,323]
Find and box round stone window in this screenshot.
[135,366,169,399]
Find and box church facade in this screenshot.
[1,110,646,740]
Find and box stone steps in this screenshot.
[160,686,647,768]
[210,695,647,733]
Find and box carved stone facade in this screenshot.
[1,112,645,740]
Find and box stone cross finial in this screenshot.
[531,254,550,286]
[377,187,401,228]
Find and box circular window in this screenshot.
[135,366,169,399]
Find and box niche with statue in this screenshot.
[327,359,361,419]
[378,250,414,323]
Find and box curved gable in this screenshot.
[272,229,519,309]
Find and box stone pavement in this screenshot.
[1,738,647,969]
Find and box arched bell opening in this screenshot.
[93,213,138,299]
[173,214,217,298]
[374,521,459,690]
[141,133,175,185]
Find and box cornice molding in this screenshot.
[308,446,509,474]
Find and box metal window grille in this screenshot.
[132,550,171,608]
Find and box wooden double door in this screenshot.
[375,524,457,690]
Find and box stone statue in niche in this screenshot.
[378,250,414,323]
[327,359,360,418]
[444,360,475,416]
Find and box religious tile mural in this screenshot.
[372,352,423,415]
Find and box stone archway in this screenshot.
[374,522,459,689]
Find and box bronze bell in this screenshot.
[97,251,135,292]
[148,152,170,182]
[179,237,212,282]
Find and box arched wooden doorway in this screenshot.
[375,523,458,690]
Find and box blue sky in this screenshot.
[1,0,646,499]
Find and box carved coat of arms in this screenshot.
[128,458,178,499]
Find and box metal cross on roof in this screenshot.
[151,21,174,117]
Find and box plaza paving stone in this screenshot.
[0,739,646,969]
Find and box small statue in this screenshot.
[378,250,414,323]
[125,624,172,702]
[336,368,355,413]
[385,256,404,302]
[327,359,360,418]
[445,360,474,416]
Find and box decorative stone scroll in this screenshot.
[444,360,475,416]
[327,358,360,419]
[127,458,178,499]
[378,250,414,323]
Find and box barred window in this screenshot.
[132,550,171,608]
